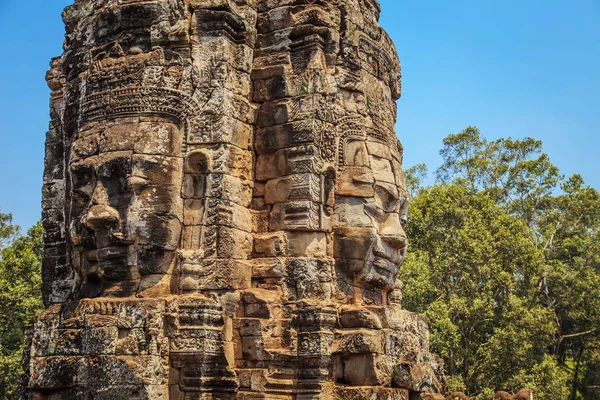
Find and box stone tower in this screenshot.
[27,0,444,398]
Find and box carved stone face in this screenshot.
[68,117,184,298]
[334,138,408,304]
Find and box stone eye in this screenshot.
[71,188,91,203]
[70,167,94,200]
[374,184,400,213]
[126,176,149,192]
[365,202,387,223]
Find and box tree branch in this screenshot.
[560,329,596,341]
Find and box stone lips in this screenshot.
[27,0,445,399]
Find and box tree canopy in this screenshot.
[402,127,600,399]
[0,215,43,399]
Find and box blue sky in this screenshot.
[0,0,599,230]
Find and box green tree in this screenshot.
[582,338,600,400]
[436,126,561,225]
[402,127,600,397]
[404,163,429,198]
[0,209,19,249]
[536,175,600,398]
[0,219,44,399]
[401,184,556,397]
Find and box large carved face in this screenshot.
[68,117,184,298]
[334,138,408,304]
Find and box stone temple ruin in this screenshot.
[25,0,448,398]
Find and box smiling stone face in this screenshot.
[334,137,408,305]
[68,117,184,298]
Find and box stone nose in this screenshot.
[82,205,120,231]
[82,183,120,232]
[379,213,408,250]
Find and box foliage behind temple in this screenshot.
[0,212,43,399]
[402,127,600,399]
